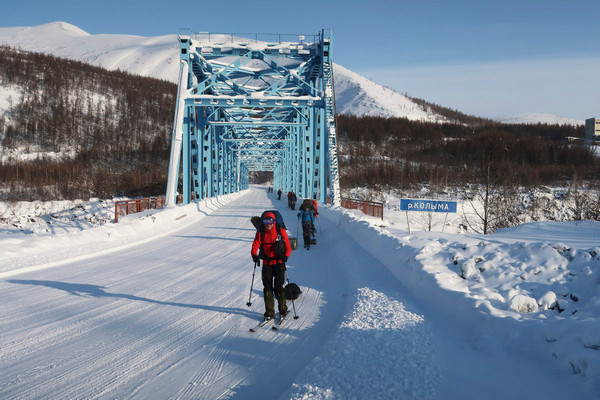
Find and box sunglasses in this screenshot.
[263,219,275,225]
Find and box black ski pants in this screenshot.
[302,222,313,247]
[261,262,287,317]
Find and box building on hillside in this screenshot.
[585,118,600,143]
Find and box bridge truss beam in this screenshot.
[165,30,340,206]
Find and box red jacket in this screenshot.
[251,213,291,265]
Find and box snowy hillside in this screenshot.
[0,22,451,122]
[496,112,584,126]
[0,22,180,82]
[333,63,449,122]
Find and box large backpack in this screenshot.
[299,199,312,210]
[299,199,318,214]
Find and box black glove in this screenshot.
[280,256,288,263]
[252,254,260,263]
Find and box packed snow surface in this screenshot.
[1,186,599,399]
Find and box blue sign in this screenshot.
[400,199,457,213]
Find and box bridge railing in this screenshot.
[116,194,383,223]
[339,197,384,220]
[114,197,166,223]
[114,195,194,222]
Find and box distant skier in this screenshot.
[277,188,282,200]
[298,207,315,250]
[291,192,297,210]
[251,212,291,321]
[287,191,297,209]
[300,198,318,236]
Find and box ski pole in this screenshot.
[246,261,258,307]
[285,269,299,319]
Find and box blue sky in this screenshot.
[2,0,599,120]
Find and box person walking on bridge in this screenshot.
[298,207,315,250]
[251,212,292,321]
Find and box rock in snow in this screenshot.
[509,294,539,313]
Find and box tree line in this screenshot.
[0,46,176,201]
[1,45,596,222]
[337,114,592,190]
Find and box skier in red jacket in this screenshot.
[251,212,292,321]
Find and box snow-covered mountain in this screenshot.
[0,22,180,83]
[496,112,584,126]
[0,22,583,126]
[0,22,450,122]
[332,63,450,122]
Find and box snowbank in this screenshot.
[0,191,246,277]
[318,203,600,387]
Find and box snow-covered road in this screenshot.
[1,189,320,399]
[0,188,432,399]
[0,187,596,399]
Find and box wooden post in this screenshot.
[442,213,448,233]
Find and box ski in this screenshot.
[249,317,274,332]
[272,312,291,331]
[271,319,285,330]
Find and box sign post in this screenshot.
[399,199,457,233]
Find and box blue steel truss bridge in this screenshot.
[165,30,340,207]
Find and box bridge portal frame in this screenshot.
[165,30,340,207]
